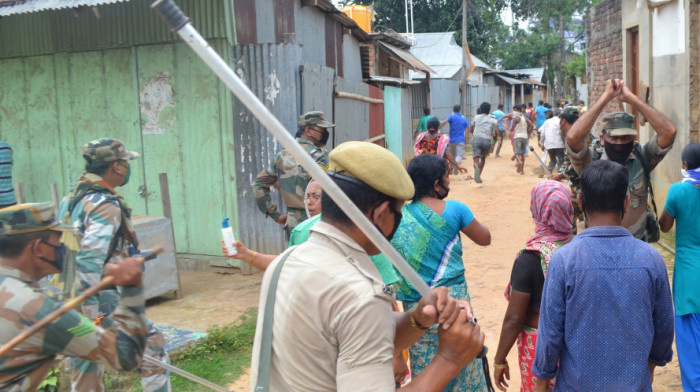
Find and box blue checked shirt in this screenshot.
[532,226,674,391]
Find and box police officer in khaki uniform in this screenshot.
[251,141,484,391]
[0,202,147,391]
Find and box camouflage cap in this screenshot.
[299,111,335,128]
[601,112,637,137]
[0,202,73,236]
[561,106,581,119]
[328,141,414,201]
[82,138,140,163]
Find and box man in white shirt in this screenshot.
[540,109,565,173]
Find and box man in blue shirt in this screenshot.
[439,105,469,174]
[534,100,548,129]
[532,159,674,391]
[491,104,506,157]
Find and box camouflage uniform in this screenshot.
[252,111,332,236]
[566,112,672,241]
[558,155,584,234]
[0,202,147,392]
[57,139,171,392]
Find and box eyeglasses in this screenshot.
[304,193,322,202]
[309,126,325,134]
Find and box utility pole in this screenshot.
[462,0,467,116]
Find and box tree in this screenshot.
[507,0,592,102]
[342,0,510,66]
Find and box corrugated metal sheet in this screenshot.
[409,32,493,80]
[0,0,126,16]
[376,41,435,74]
[505,68,545,82]
[369,75,420,85]
[411,82,429,119]
[334,77,370,145]
[368,85,385,147]
[0,39,237,256]
[301,62,335,145]
[232,43,303,255]
[0,0,228,59]
[495,73,525,85]
[430,79,460,120]
[233,0,257,44]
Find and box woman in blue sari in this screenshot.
[392,153,491,391]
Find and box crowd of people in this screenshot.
[0,76,698,392]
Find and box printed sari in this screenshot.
[393,201,488,392]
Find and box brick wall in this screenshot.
[586,0,622,135]
[690,1,700,143]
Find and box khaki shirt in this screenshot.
[251,221,397,391]
[566,134,671,240]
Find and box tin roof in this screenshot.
[376,40,435,74]
[504,68,545,82]
[408,32,492,79]
[369,75,420,86]
[0,0,129,16]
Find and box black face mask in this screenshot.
[318,130,330,145]
[308,127,330,146]
[373,202,403,241]
[436,180,450,200]
[40,240,67,272]
[604,141,634,163]
[428,127,438,134]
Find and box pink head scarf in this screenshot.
[527,180,573,245]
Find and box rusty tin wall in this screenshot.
[231,43,303,255]
[0,0,229,59]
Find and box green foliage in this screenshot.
[496,27,559,70]
[564,55,586,79]
[70,310,258,392]
[169,310,258,391]
[343,0,510,65]
[39,367,60,392]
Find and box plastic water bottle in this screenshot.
[221,217,237,256]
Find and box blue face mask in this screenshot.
[40,240,67,272]
[682,167,700,186]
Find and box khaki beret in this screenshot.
[328,141,414,200]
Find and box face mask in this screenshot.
[428,127,438,134]
[117,161,131,185]
[373,202,403,241]
[682,167,700,185]
[318,130,330,145]
[40,240,67,272]
[436,180,450,200]
[604,141,634,163]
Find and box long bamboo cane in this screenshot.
[0,246,163,357]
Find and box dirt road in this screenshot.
[147,140,682,391]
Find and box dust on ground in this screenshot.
[146,140,682,391]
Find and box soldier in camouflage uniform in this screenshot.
[549,106,584,234]
[57,138,171,392]
[252,111,333,238]
[565,79,677,241]
[0,202,147,391]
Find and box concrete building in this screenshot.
[586,0,697,208]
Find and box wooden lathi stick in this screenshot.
[0,246,163,357]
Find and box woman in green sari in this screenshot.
[392,153,491,391]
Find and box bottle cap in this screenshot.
[222,217,230,228]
